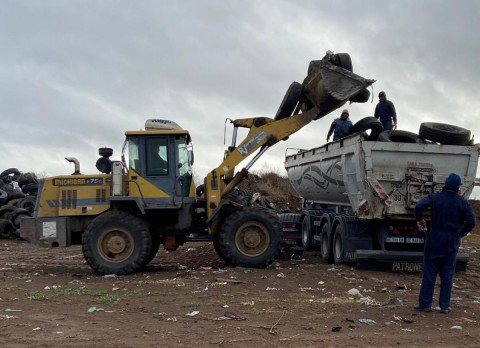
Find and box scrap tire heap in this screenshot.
[0,168,38,239]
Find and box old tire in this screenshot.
[320,222,333,263]
[419,122,471,145]
[332,224,345,265]
[11,208,31,229]
[301,214,314,251]
[274,82,303,120]
[0,205,16,220]
[145,233,161,265]
[0,219,15,239]
[19,196,36,213]
[0,189,7,206]
[0,168,20,180]
[350,88,370,103]
[377,130,425,143]
[347,116,384,141]
[334,53,353,72]
[82,211,152,275]
[218,207,282,268]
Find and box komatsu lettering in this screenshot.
[53,177,103,186]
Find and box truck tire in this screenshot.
[274,82,303,120]
[145,233,161,264]
[11,208,31,229]
[320,222,333,263]
[332,224,345,265]
[82,211,152,275]
[377,130,425,143]
[347,117,384,141]
[218,207,282,268]
[0,168,20,180]
[419,122,471,145]
[301,214,314,251]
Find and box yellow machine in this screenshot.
[20,51,375,275]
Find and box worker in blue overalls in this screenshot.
[414,173,476,313]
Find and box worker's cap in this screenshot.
[341,109,349,115]
[444,173,461,190]
[378,91,385,97]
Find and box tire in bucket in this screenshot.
[274,82,303,120]
[419,122,471,145]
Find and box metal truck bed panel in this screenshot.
[285,134,479,218]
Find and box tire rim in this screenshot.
[98,229,134,262]
[235,221,270,257]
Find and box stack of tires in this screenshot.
[348,117,472,146]
[0,168,38,239]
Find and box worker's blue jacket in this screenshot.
[415,188,476,258]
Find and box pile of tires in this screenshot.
[348,117,472,145]
[0,168,38,239]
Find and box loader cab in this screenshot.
[124,120,195,203]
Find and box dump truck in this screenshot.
[19,51,375,275]
[280,123,480,271]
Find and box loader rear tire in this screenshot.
[419,122,471,145]
[218,207,282,268]
[82,211,152,275]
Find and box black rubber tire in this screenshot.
[11,208,31,229]
[82,211,152,275]
[19,196,36,213]
[0,189,7,206]
[0,219,15,239]
[334,53,353,72]
[332,224,345,265]
[347,116,384,141]
[218,207,282,268]
[301,214,314,251]
[145,232,161,265]
[320,222,333,263]
[7,197,24,207]
[349,88,370,103]
[0,205,16,220]
[377,130,426,143]
[196,184,205,198]
[307,60,321,75]
[274,82,303,120]
[0,168,20,179]
[22,182,39,195]
[419,122,471,145]
[213,234,231,264]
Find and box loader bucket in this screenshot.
[301,54,375,120]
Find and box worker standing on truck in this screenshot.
[374,91,397,130]
[414,173,476,314]
[326,109,352,141]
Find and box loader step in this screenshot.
[355,250,469,273]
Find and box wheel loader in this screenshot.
[19,51,375,275]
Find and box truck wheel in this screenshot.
[419,122,471,145]
[82,211,152,275]
[145,233,161,264]
[320,223,333,263]
[218,207,282,268]
[274,82,303,120]
[377,130,425,143]
[347,117,384,141]
[301,214,314,251]
[333,224,345,265]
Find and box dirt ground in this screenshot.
[1,231,480,348]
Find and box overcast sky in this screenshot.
[1,0,479,192]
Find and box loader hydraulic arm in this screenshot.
[204,51,375,225]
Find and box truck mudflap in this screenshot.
[355,250,469,273]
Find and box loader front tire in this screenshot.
[82,211,152,275]
[218,208,282,268]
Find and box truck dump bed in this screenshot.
[285,133,479,219]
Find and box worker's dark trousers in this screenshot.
[418,251,457,310]
[379,118,393,131]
